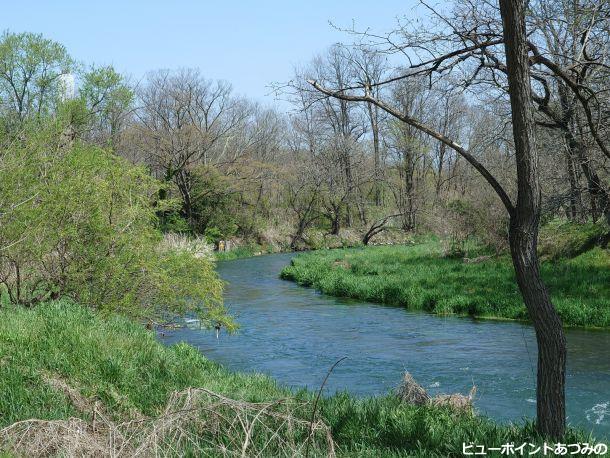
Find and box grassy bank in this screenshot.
[280,240,610,328]
[214,243,270,261]
[213,227,415,261]
[0,301,592,456]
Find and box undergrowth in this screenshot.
[0,301,595,456]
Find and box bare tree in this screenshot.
[134,69,248,224]
[528,0,610,222]
[348,47,390,206]
[295,46,368,229]
[285,112,324,248]
[308,0,570,437]
[385,77,430,230]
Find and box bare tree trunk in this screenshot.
[435,142,446,200]
[403,149,416,230]
[368,102,382,206]
[330,211,340,235]
[175,170,194,226]
[564,147,580,221]
[500,0,566,438]
[557,84,609,222]
[339,141,355,228]
[571,131,609,223]
[508,217,566,438]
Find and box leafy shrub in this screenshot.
[189,166,239,238]
[203,226,223,245]
[159,211,192,234]
[0,119,231,327]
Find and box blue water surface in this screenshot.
[163,253,610,438]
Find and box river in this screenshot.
[163,252,610,438]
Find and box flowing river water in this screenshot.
[164,252,610,438]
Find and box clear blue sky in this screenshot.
[2,0,421,108]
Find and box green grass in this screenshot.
[214,243,269,261]
[0,301,594,456]
[280,241,610,328]
[539,219,608,261]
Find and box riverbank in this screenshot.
[214,227,414,261]
[280,240,610,328]
[0,301,593,456]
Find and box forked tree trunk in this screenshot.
[500,0,567,438]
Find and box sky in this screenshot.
[1,0,422,110]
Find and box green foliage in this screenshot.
[56,97,90,130]
[80,65,133,145]
[0,302,592,456]
[204,226,223,244]
[0,118,231,327]
[81,65,133,113]
[538,219,608,261]
[189,166,240,238]
[159,211,192,234]
[0,31,74,128]
[281,241,610,328]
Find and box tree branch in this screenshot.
[307,79,515,215]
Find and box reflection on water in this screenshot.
[163,252,610,438]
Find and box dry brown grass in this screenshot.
[0,375,335,457]
[396,372,430,406]
[158,233,214,260]
[397,371,476,413]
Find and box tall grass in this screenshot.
[158,232,215,260]
[0,301,593,456]
[280,241,610,328]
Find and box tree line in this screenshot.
[2,1,607,254]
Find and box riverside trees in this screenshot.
[2,12,605,254]
[0,20,596,254]
[305,0,610,438]
[0,33,230,328]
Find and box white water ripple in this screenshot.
[586,402,609,425]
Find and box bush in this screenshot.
[0,119,231,327]
[439,198,509,256]
[159,211,191,234]
[189,166,239,238]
